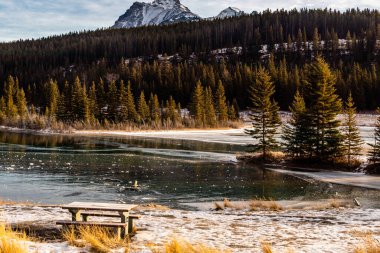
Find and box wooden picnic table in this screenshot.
[57,202,139,238]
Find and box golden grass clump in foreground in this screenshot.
[261,242,295,253]
[0,224,28,253]
[62,226,129,253]
[148,238,230,253]
[354,235,380,253]
[250,200,284,211]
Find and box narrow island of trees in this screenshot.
[245,56,380,173]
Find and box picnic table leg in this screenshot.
[119,211,129,238]
[69,209,82,221]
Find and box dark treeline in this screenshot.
[0,75,239,130]
[1,8,380,111]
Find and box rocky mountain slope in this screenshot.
[113,0,200,28]
[215,7,245,19]
[113,0,244,28]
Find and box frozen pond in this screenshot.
[0,131,379,208]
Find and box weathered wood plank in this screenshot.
[56,220,127,228]
[62,202,137,212]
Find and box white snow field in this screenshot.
[1,204,380,253]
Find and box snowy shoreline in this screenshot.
[1,201,380,253]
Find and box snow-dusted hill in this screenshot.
[113,0,246,29]
[113,0,200,28]
[215,7,245,19]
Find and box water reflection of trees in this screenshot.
[0,131,245,153]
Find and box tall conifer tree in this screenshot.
[215,80,228,123]
[342,93,363,164]
[138,91,150,124]
[283,90,308,158]
[5,76,18,118]
[107,81,118,121]
[303,57,343,161]
[126,81,137,122]
[190,81,205,127]
[204,86,217,127]
[16,88,28,119]
[369,109,380,163]
[245,66,281,157]
[118,80,128,122]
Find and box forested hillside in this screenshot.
[1,8,380,112]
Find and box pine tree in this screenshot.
[303,57,343,161]
[5,76,18,119]
[245,66,281,157]
[215,80,228,123]
[342,93,363,164]
[126,81,137,122]
[118,80,128,122]
[313,27,320,51]
[228,105,238,121]
[88,82,97,124]
[369,108,380,163]
[149,93,160,126]
[282,90,308,158]
[56,93,67,122]
[46,79,59,119]
[71,77,89,122]
[16,88,28,119]
[204,86,217,127]
[107,80,118,121]
[138,91,150,124]
[190,81,205,127]
[96,78,106,121]
[0,97,6,122]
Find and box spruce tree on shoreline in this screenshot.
[245,66,281,158]
[342,93,363,164]
[369,108,380,163]
[282,90,308,159]
[303,57,343,161]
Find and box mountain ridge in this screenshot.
[113,0,245,28]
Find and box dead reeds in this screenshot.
[62,226,129,253]
[0,223,28,253]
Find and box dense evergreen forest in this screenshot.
[1,8,380,115]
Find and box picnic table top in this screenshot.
[62,202,138,212]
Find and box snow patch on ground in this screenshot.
[1,204,380,253]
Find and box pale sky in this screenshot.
[0,0,379,42]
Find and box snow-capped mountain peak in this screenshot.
[152,0,180,9]
[113,0,200,29]
[216,7,245,19]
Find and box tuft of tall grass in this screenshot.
[0,224,28,253]
[354,235,380,253]
[62,226,129,253]
[149,238,230,253]
[261,242,274,253]
[250,200,284,211]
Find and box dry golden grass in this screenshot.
[0,224,28,253]
[261,242,274,253]
[250,200,284,211]
[149,238,230,253]
[62,226,129,253]
[223,199,234,208]
[354,235,380,253]
[237,151,286,163]
[62,226,86,248]
[260,242,295,253]
[329,199,340,208]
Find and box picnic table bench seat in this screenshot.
[56,220,127,228]
[56,202,139,238]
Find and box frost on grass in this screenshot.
[1,204,380,253]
